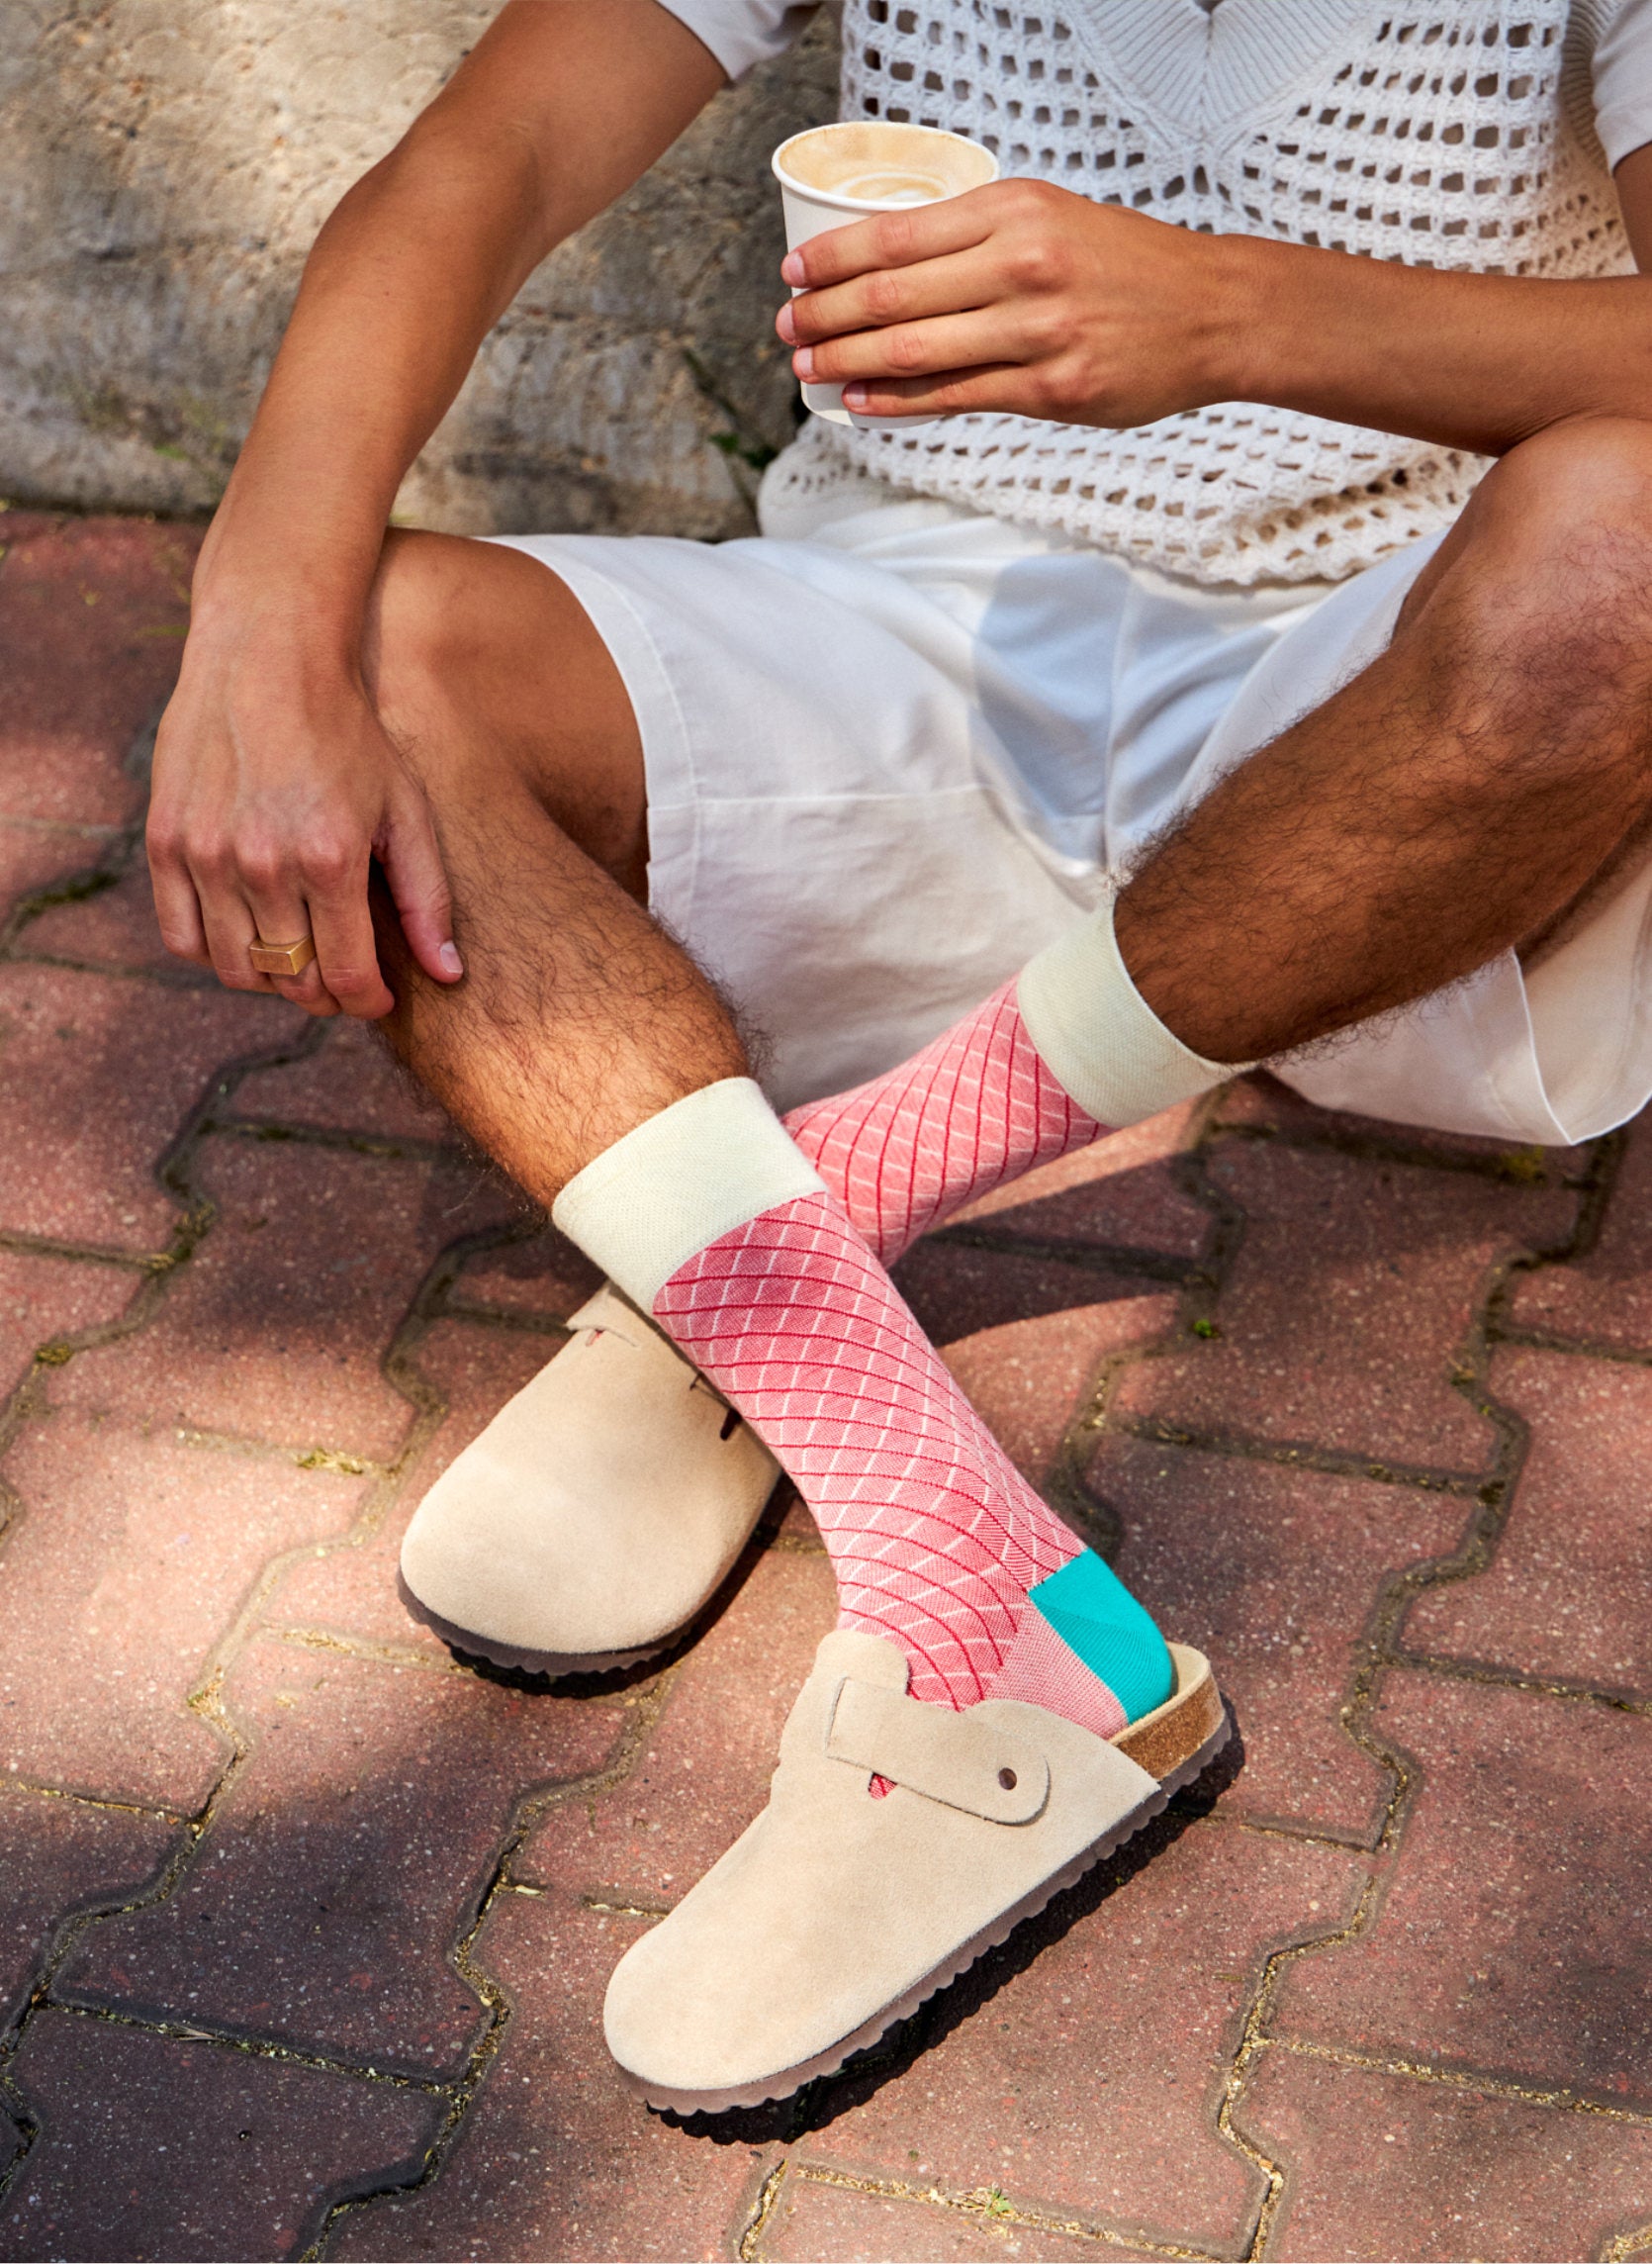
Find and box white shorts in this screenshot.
[495,483,1652,1145]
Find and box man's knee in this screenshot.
[364,530,494,765]
[1457,416,1652,624]
[363,528,650,896]
[1415,417,1652,742]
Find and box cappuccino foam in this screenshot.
[825,167,950,204]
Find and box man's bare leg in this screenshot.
[353,529,745,1199]
[786,419,1652,1264]
[1116,416,1652,1064]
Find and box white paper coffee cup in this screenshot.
[772,121,998,431]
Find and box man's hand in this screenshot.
[146,618,461,1019]
[780,156,1652,458]
[777,181,1239,427]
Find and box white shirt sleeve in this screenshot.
[1590,0,1652,167]
[652,0,819,81]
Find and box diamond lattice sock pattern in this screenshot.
[784,982,1106,1270]
[653,1185,1115,1718]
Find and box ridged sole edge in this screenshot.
[616,1705,1234,2115]
[397,1573,677,1678]
[395,1467,789,1681]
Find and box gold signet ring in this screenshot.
[248,934,318,978]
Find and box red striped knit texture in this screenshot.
[784,981,1105,1269]
[653,1186,1091,1712]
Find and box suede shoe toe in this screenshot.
[400,1283,780,1674]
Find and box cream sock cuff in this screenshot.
[551,1078,826,1309]
[1016,892,1250,1128]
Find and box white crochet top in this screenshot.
[666,1,1652,583]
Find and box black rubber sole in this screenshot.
[397,1572,678,1677]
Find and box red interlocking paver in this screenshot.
[820,1819,1366,2258]
[451,1229,603,1321]
[4,519,1646,2263]
[0,820,118,932]
[19,846,188,980]
[0,517,196,830]
[0,2008,435,2261]
[1508,1113,1652,1353]
[1274,1671,1652,2105]
[754,2170,1139,2261]
[1214,1073,1592,1181]
[944,1100,1211,1259]
[0,1786,177,2027]
[63,1633,622,2072]
[1242,2046,1652,2264]
[268,1317,556,1655]
[0,963,301,1253]
[51,1136,521,1459]
[0,1248,136,1397]
[0,1417,370,1809]
[894,1244,1177,1490]
[326,1887,766,2263]
[233,1016,461,1146]
[1092,1436,1464,1838]
[1404,1349,1652,1694]
[521,1543,837,1904]
[1113,1137,1572,1472]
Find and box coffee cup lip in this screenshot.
[771,122,997,211]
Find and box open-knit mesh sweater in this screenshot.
[668,0,1652,583]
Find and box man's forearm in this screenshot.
[1218,232,1652,458]
[193,130,546,639]
[193,0,726,642]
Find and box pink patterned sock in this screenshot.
[783,981,1108,1269]
[555,1077,1178,1740]
[652,1184,1128,1736]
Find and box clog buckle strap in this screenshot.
[823,1674,1052,1823]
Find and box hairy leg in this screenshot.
[1116,416,1652,1064]
[358,530,745,1199]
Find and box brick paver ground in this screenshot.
[0,510,1647,2263]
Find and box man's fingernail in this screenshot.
[781,251,804,284]
[843,382,868,407]
[777,302,796,341]
[438,942,464,977]
[793,346,816,380]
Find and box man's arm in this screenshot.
[147,0,726,1018]
[777,143,1652,452]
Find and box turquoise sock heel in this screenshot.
[1027,1550,1174,1722]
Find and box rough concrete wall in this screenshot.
[0,2,839,537]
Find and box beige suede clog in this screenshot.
[399,1283,781,1674]
[602,1630,1230,2110]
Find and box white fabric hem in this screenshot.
[553,1078,824,1307]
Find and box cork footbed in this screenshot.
[1113,1642,1225,1780]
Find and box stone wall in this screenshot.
[0,2,839,538]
